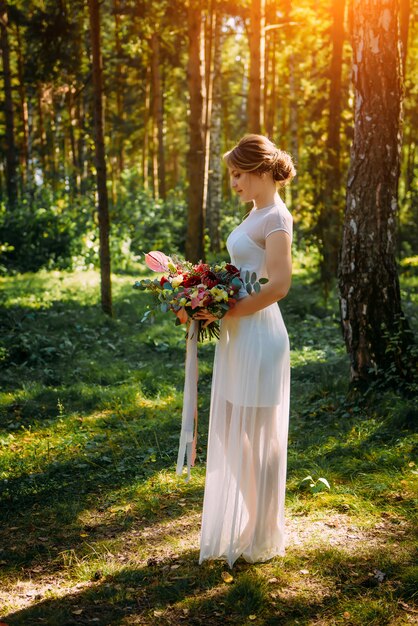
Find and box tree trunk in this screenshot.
[185,0,205,262]
[399,0,410,75]
[283,0,298,208]
[151,32,166,200]
[248,0,264,133]
[202,3,215,232]
[338,0,412,384]
[37,84,47,176]
[318,0,346,291]
[66,87,78,196]
[15,23,30,188]
[265,27,276,138]
[0,0,18,208]
[113,0,124,174]
[142,65,151,191]
[207,10,222,253]
[88,0,112,316]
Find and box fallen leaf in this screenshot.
[249,616,257,621]
[299,569,309,575]
[268,577,278,584]
[221,571,234,583]
[72,609,83,615]
[153,610,164,617]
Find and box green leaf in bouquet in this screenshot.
[231,277,242,288]
[254,282,261,293]
[160,303,169,313]
[245,283,252,295]
[251,272,257,284]
[163,282,173,290]
[153,278,161,286]
[259,277,269,284]
[245,270,250,283]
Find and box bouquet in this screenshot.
[134,251,267,342]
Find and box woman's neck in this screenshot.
[253,190,279,210]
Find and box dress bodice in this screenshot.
[226,199,293,296]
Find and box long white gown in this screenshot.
[199,197,292,568]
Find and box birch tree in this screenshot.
[339,0,413,383]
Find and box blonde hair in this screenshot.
[223,134,296,187]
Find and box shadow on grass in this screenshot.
[3,543,416,625]
[0,401,208,575]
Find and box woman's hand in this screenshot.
[193,308,219,328]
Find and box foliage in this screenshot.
[0,0,417,275]
[0,192,87,273]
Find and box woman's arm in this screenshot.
[225,230,292,318]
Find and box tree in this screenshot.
[338,0,413,384]
[0,0,18,207]
[185,0,205,262]
[247,0,264,133]
[207,7,222,253]
[88,0,112,316]
[317,0,346,291]
[151,31,166,200]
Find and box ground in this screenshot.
[0,263,417,625]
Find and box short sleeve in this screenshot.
[263,208,293,243]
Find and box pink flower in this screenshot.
[145,251,172,272]
[190,287,207,309]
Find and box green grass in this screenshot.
[0,263,417,625]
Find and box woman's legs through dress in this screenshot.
[224,402,280,554]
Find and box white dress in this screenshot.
[199,197,292,568]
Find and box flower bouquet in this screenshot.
[133,250,268,480]
[134,251,250,341]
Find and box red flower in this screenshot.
[182,274,201,287]
[201,270,219,289]
[194,262,210,273]
[160,276,170,287]
[226,263,240,275]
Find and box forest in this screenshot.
[0,0,417,624]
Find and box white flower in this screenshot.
[171,275,184,288]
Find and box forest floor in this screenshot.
[0,260,417,626]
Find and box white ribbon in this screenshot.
[176,319,198,482]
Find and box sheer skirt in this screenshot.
[199,304,290,567]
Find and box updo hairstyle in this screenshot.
[223,134,296,187]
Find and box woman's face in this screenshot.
[229,168,266,203]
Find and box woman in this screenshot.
[195,134,295,567]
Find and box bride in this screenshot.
[195,133,296,567]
